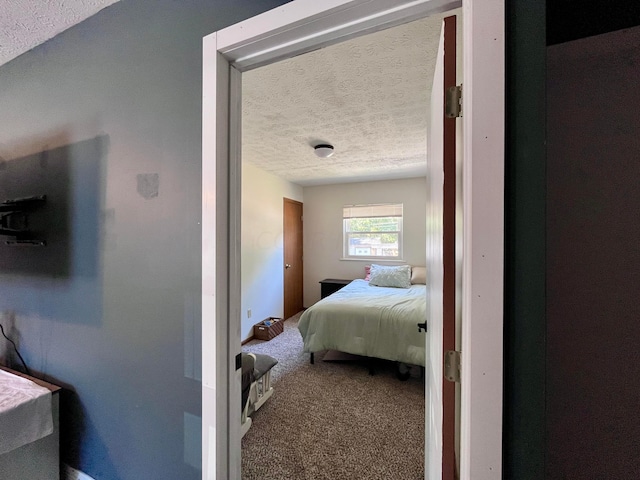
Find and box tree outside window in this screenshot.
[343,204,403,259]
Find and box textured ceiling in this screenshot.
[242,15,444,186]
[0,0,120,67]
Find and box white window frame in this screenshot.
[343,203,404,260]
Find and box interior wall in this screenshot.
[547,0,640,45]
[0,1,286,479]
[241,163,303,339]
[546,25,640,479]
[302,177,427,306]
[503,1,547,477]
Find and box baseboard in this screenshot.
[63,464,96,480]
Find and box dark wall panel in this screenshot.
[504,1,547,478]
[547,0,640,45]
[546,25,640,479]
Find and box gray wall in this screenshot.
[546,25,640,479]
[302,178,428,306]
[0,1,286,479]
[241,163,303,340]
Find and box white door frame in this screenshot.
[201,1,504,479]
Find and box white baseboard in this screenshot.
[63,464,95,480]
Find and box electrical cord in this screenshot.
[0,323,31,376]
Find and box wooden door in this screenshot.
[283,198,303,319]
[426,15,458,480]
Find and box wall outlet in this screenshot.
[63,464,96,480]
[247,309,252,319]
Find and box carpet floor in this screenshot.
[241,313,426,480]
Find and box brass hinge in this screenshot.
[444,350,461,383]
[445,85,462,118]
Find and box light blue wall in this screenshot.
[0,1,287,479]
[241,163,303,340]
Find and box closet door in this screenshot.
[283,198,303,320]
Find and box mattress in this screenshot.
[298,279,427,366]
[0,369,53,455]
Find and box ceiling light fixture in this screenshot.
[314,144,334,158]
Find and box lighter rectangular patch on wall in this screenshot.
[184,412,202,470]
[184,291,202,381]
[137,173,159,199]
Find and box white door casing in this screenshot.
[459,1,504,477]
[202,1,504,479]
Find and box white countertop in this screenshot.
[0,368,53,455]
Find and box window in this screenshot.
[343,203,403,260]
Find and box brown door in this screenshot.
[283,198,303,319]
[442,15,458,480]
[427,15,458,480]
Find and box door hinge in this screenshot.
[445,84,462,118]
[444,350,461,383]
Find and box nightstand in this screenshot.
[319,278,353,299]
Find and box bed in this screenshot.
[298,265,427,368]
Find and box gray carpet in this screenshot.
[241,313,425,480]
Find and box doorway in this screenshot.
[239,17,435,476]
[202,1,504,478]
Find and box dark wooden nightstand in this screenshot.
[319,278,353,299]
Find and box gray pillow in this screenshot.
[368,264,411,288]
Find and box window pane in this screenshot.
[343,203,402,259]
[347,233,399,257]
[346,217,401,232]
[343,204,403,218]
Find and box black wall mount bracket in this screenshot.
[0,195,47,246]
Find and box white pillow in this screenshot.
[411,266,427,284]
[368,264,411,288]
